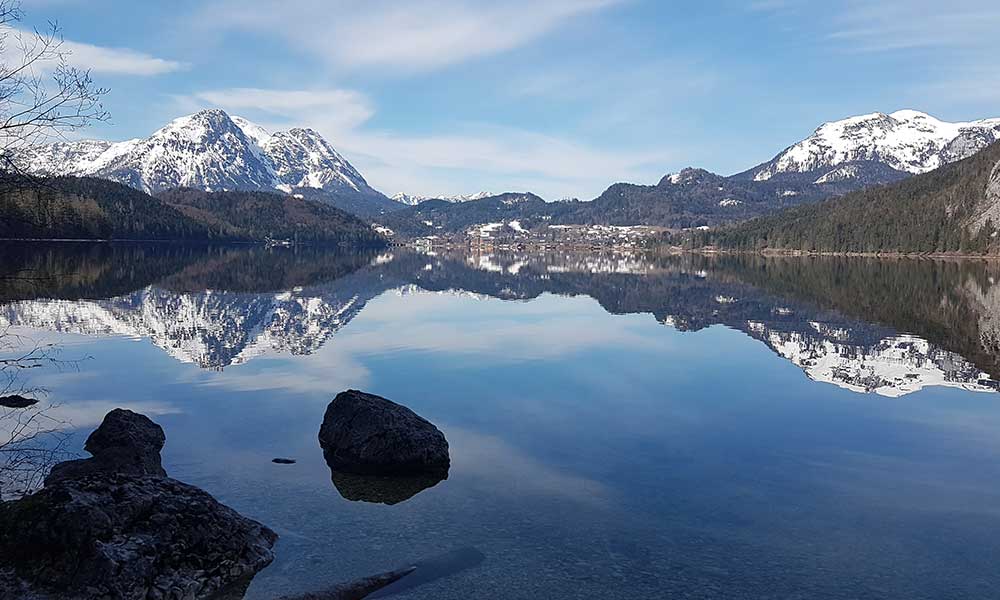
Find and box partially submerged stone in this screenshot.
[0,409,278,600]
[319,390,450,476]
[277,567,416,600]
[45,408,166,485]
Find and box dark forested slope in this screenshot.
[0,177,385,245]
[157,188,384,245]
[696,142,1000,254]
[0,177,213,240]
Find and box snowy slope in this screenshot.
[16,109,386,203]
[751,110,1000,183]
[391,191,494,206]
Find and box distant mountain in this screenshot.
[378,193,555,237]
[740,110,1000,184]
[391,191,493,206]
[699,141,1000,255]
[0,176,386,245]
[15,109,404,218]
[377,110,1000,235]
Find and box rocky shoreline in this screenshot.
[1,391,454,599]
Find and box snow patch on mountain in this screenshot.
[753,110,1000,182]
[15,109,381,199]
[391,191,494,206]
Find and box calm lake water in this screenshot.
[3,243,1000,599]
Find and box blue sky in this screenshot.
[16,0,1000,199]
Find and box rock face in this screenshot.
[45,408,166,485]
[319,390,450,476]
[0,409,278,600]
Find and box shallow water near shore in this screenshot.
[3,243,1000,599]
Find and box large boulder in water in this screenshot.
[0,409,278,600]
[319,390,450,476]
[45,408,167,485]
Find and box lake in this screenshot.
[2,242,1000,599]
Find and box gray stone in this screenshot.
[46,408,166,485]
[0,410,278,600]
[319,390,450,476]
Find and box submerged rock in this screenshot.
[0,409,278,600]
[277,567,416,600]
[45,408,167,485]
[318,390,450,476]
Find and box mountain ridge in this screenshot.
[15,109,403,218]
[0,176,386,245]
[376,110,1000,235]
[390,191,493,206]
[695,141,1000,254]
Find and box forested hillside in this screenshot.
[0,177,386,245]
[157,188,384,244]
[692,142,1000,255]
[0,177,213,240]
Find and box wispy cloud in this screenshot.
[187,88,374,131]
[59,38,185,75]
[828,1,1000,53]
[2,26,184,76]
[196,0,626,72]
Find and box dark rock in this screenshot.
[318,390,450,475]
[329,470,446,505]
[0,409,278,600]
[0,395,38,409]
[0,474,277,600]
[45,408,166,485]
[277,567,416,600]
[272,458,297,464]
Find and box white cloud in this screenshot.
[196,0,625,71]
[190,88,373,131]
[1,27,184,76]
[825,0,1000,53]
[60,38,185,76]
[751,0,1000,54]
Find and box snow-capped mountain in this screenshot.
[749,110,1000,183]
[391,191,494,206]
[16,109,398,216]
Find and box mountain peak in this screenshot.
[16,110,385,204]
[752,109,1000,182]
[659,167,717,186]
[889,109,935,121]
[391,191,494,206]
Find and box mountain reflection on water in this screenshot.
[0,242,998,397]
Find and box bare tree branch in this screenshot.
[0,0,109,193]
[0,326,83,500]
